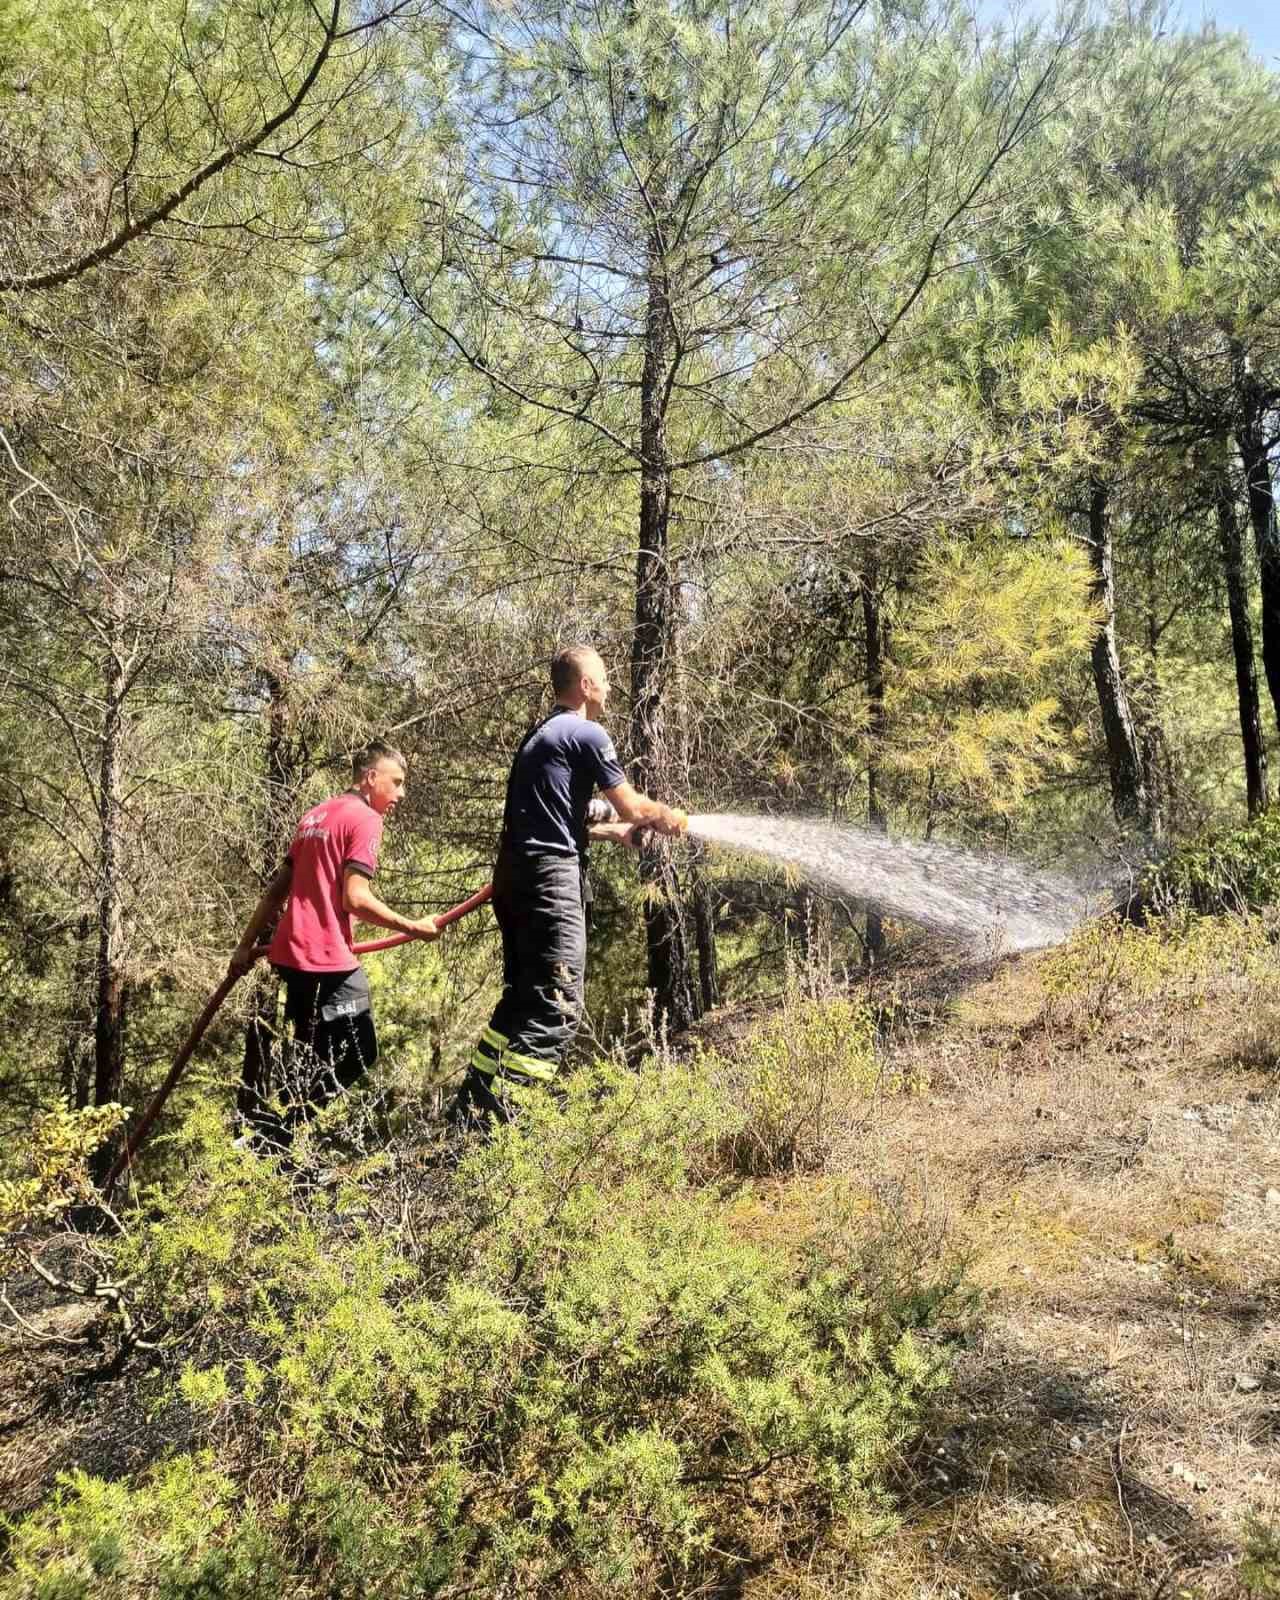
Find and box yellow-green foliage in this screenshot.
[0,1453,285,1600]
[0,1100,126,1269]
[886,536,1098,817]
[708,995,893,1175]
[1038,912,1274,1031]
[1,1063,964,1600]
[1242,1516,1280,1597]
[972,314,1142,473]
[1141,807,1280,914]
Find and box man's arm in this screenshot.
[588,819,639,848]
[601,782,688,836]
[584,796,638,848]
[343,868,440,941]
[229,862,293,976]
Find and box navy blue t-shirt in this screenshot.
[504,709,626,857]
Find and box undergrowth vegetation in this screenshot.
[703,993,916,1176]
[10,900,1280,1599]
[1243,1517,1280,1597]
[1140,809,1280,915]
[0,1104,127,1271]
[1037,910,1280,1035]
[0,1061,968,1600]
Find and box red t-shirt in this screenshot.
[267,792,383,972]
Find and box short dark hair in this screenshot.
[551,644,600,696]
[351,739,406,781]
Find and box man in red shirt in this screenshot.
[230,741,440,1147]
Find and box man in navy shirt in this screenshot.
[451,645,687,1128]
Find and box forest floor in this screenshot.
[721,934,1280,1600]
[3,928,1280,1598]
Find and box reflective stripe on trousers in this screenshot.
[469,1024,558,1084]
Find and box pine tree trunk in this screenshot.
[239,670,295,1127]
[1237,406,1280,739]
[1217,479,1269,817]
[1086,478,1154,835]
[861,564,888,962]
[89,639,127,1181]
[629,220,698,1034]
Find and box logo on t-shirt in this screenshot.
[601,739,618,765]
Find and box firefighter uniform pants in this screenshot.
[452,851,586,1129]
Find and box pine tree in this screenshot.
[394,0,1078,1022]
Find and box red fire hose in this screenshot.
[101,883,493,1196]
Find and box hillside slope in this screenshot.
[726,924,1280,1598]
[2,919,1279,1599]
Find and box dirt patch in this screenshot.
[797,945,1280,1600]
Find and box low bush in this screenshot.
[1,1059,965,1600]
[1243,1514,1280,1597]
[705,993,898,1176]
[1037,911,1274,1033]
[1139,808,1280,915]
[0,1099,127,1271]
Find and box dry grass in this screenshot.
[731,920,1280,1600]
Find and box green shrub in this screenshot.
[1038,911,1273,1031]
[705,994,896,1176]
[1243,1515,1280,1596]
[0,1456,282,1600]
[0,1100,127,1271]
[1,1059,964,1600]
[1140,808,1280,915]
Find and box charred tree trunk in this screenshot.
[861,563,888,963]
[1086,479,1155,837]
[89,639,127,1181]
[1237,400,1280,738]
[630,220,698,1035]
[1217,479,1269,818]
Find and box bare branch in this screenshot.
[0,0,344,294]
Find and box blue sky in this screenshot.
[992,2,1280,61]
[1194,0,1280,60]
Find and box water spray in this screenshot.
[685,814,1089,952]
[633,805,1085,949]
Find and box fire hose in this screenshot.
[101,883,494,1196]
